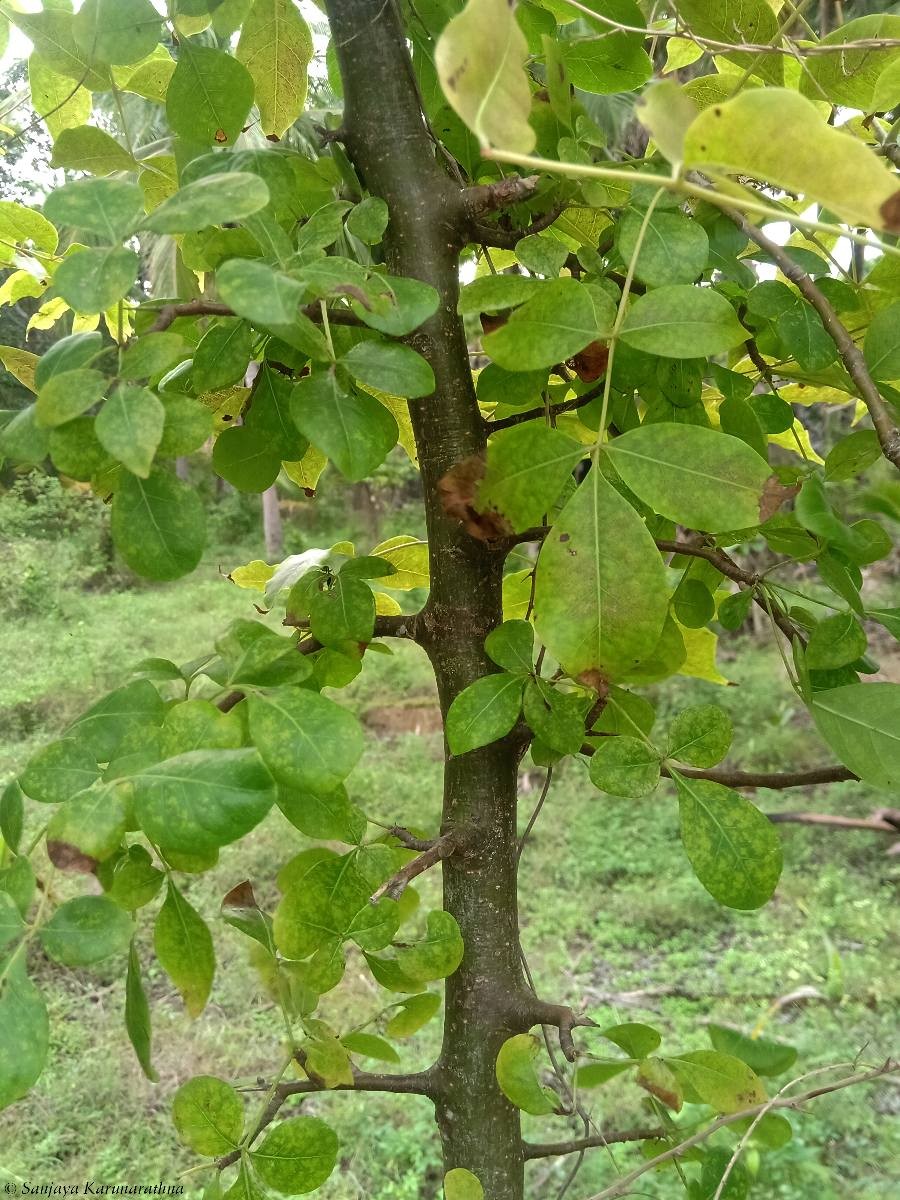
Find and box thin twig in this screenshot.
[582,1059,899,1200]
[727,210,900,470]
[370,831,458,902]
[524,1128,667,1159]
[488,382,606,432]
[148,298,364,335]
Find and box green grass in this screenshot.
[1,566,898,1200]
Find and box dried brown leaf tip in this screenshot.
[438,454,512,541]
[880,191,900,234]
[222,880,258,912]
[570,340,609,383]
[759,475,800,524]
[47,840,97,874]
[480,310,510,336]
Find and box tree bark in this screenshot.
[261,484,283,560]
[324,2,527,1195]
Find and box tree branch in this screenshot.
[147,298,364,335]
[462,175,540,220]
[664,763,857,789]
[767,808,899,832]
[487,381,606,432]
[215,1063,441,1169]
[524,1128,666,1159]
[655,538,801,643]
[370,831,458,902]
[470,203,567,250]
[727,210,900,470]
[581,1059,899,1200]
[516,998,598,1063]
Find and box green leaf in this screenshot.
[523,678,588,756]
[620,286,745,358]
[274,854,397,958]
[236,0,313,138]
[636,1055,682,1110]
[600,1022,661,1059]
[29,52,92,139]
[132,749,275,855]
[864,301,900,382]
[562,34,652,96]
[683,88,900,234]
[707,1024,797,1078]
[355,275,440,337]
[96,385,165,478]
[0,894,23,951]
[617,209,709,288]
[172,1075,243,1156]
[806,612,867,671]
[20,738,100,804]
[212,426,282,493]
[192,320,253,394]
[0,958,49,1111]
[35,332,104,392]
[0,405,48,464]
[44,178,143,242]
[46,779,130,867]
[125,939,158,1081]
[251,1116,339,1194]
[66,678,165,763]
[674,773,782,910]
[435,0,535,153]
[0,781,24,855]
[122,333,188,382]
[667,705,732,768]
[385,991,441,1038]
[217,619,311,688]
[395,911,464,982]
[166,44,255,146]
[104,845,164,911]
[310,574,376,647]
[74,0,161,65]
[216,258,306,330]
[534,472,669,679]
[8,8,111,91]
[444,1168,484,1200]
[35,368,107,429]
[291,372,398,482]
[577,1061,632,1089]
[244,364,307,458]
[483,279,615,372]
[458,274,541,316]
[0,200,58,265]
[675,0,783,85]
[40,895,133,966]
[347,197,389,245]
[111,468,206,580]
[810,683,900,790]
[776,302,836,373]
[666,1050,767,1113]
[479,424,583,531]
[673,578,715,629]
[54,246,139,314]
[802,14,900,109]
[248,689,364,794]
[495,1033,558,1115]
[446,673,524,755]
[144,173,270,235]
[342,342,435,399]
[341,1032,400,1063]
[485,620,534,674]
[589,736,660,798]
[49,125,136,175]
[824,430,882,482]
[154,880,215,1017]
[605,425,772,532]
[516,232,568,278]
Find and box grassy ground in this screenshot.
[1,555,898,1199]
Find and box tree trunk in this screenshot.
[261,484,283,560]
[325,2,527,1194]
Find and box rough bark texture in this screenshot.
[324,1,527,1195]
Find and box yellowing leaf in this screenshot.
[769,421,824,464]
[0,345,39,392]
[29,53,91,138]
[374,592,402,616]
[676,623,730,686]
[236,0,313,139]
[435,0,535,153]
[199,386,249,430]
[229,559,275,592]
[363,386,418,465]
[370,535,429,590]
[683,89,900,233]
[283,444,328,493]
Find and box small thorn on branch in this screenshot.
[526,999,598,1063]
[370,831,458,903]
[388,825,437,852]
